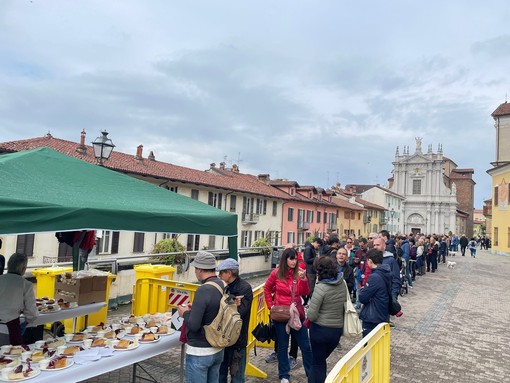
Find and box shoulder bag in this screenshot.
[342,280,362,338]
[270,279,297,323]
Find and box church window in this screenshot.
[412,180,421,195]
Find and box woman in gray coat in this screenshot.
[307,256,346,383]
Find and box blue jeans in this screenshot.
[186,349,224,383]
[404,260,413,286]
[309,323,342,383]
[273,320,313,380]
[219,347,246,383]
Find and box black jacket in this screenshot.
[225,276,253,349]
[338,263,355,293]
[303,242,317,274]
[183,277,223,348]
[459,236,469,247]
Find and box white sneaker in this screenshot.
[281,379,290,383]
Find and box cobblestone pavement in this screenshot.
[81,250,510,382]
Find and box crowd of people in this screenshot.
[1,231,484,383]
[261,230,481,383]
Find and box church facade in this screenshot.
[388,138,474,236]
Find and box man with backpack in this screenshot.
[177,251,225,383]
[217,258,253,383]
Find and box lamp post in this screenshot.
[92,131,115,166]
[390,208,395,234]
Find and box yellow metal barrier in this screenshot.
[244,283,272,379]
[325,323,391,383]
[132,278,271,379]
[132,277,199,315]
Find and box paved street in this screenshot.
[81,249,510,382]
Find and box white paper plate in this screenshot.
[0,359,20,371]
[138,335,161,344]
[0,367,40,382]
[39,357,74,371]
[111,341,139,351]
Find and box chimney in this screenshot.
[219,162,226,170]
[45,131,53,138]
[210,162,216,169]
[135,145,143,160]
[257,174,270,184]
[148,151,155,161]
[76,129,87,154]
[232,164,239,173]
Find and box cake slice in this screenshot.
[114,339,130,349]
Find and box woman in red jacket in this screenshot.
[264,248,312,383]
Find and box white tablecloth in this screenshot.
[29,332,181,383]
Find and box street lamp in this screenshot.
[92,131,115,166]
[390,208,395,233]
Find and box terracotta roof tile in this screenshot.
[0,135,290,200]
[492,102,510,117]
[332,198,366,210]
[354,197,385,210]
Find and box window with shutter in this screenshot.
[133,232,145,253]
[57,243,73,262]
[16,234,35,257]
[111,232,120,254]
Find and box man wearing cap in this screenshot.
[217,258,253,383]
[177,251,225,383]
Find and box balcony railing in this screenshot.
[242,213,259,224]
[297,221,310,230]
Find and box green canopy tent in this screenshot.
[0,147,238,269]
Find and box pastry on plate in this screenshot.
[53,357,68,369]
[114,339,131,349]
[92,338,105,347]
[72,333,86,342]
[157,325,168,334]
[141,333,155,342]
[63,346,81,356]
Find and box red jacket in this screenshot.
[264,267,309,319]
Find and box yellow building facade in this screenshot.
[487,165,510,254]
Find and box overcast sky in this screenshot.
[1,1,508,207]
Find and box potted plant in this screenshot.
[150,237,188,274]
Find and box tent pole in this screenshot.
[227,236,238,260]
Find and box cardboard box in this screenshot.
[55,275,107,306]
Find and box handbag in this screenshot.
[342,280,362,338]
[269,279,297,323]
[270,305,291,322]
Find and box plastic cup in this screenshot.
[96,330,106,338]
[0,345,10,354]
[38,359,50,369]
[34,340,45,349]
[21,351,32,361]
[64,334,74,342]
[133,333,142,342]
[111,323,120,330]
[83,339,93,349]
[149,327,158,334]
[57,345,67,355]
